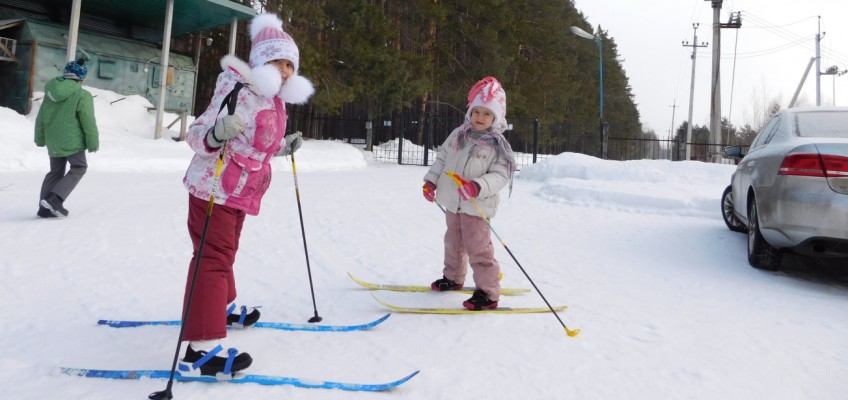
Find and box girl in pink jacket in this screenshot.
[179,13,313,377]
[423,77,516,310]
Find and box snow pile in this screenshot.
[520,152,736,216]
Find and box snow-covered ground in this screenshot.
[1,87,846,399]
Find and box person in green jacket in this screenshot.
[34,59,99,218]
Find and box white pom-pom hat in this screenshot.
[249,13,299,72]
[239,13,313,103]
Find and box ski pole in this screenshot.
[151,82,243,400]
[291,151,322,323]
[446,171,580,337]
[150,148,227,400]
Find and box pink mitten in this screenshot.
[457,178,479,201]
[422,181,437,202]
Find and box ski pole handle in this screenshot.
[207,147,226,215]
[446,171,467,187]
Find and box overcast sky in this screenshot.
[572,0,848,137]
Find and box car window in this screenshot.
[794,111,848,138]
[749,125,766,149]
[750,116,780,150]
[761,116,783,145]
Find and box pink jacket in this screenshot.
[183,55,312,215]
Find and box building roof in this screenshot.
[16,0,256,42]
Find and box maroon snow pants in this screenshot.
[182,194,245,341]
[443,211,501,300]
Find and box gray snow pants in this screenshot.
[443,211,501,300]
[40,151,88,202]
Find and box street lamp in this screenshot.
[570,25,606,159]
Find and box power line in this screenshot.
[743,12,848,65]
[719,36,812,59]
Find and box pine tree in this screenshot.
[237,0,645,155]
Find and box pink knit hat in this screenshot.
[249,13,299,71]
[466,76,507,131]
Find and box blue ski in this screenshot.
[59,367,419,391]
[97,313,390,332]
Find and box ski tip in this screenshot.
[396,370,421,385]
[347,272,370,288]
[566,328,581,337]
[370,294,404,313]
[370,293,402,310]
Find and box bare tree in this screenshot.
[743,78,786,131]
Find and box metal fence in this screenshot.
[372,115,551,167]
[291,112,744,166]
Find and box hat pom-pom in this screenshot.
[279,75,315,104]
[467,76,501,106]
[251,64,283,98]
[250,13,284,40]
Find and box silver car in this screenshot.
[721,106,848,270]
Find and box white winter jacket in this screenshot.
[424,128,512,219]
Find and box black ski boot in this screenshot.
[431,275,463,291]
[179,344,252,378]
[463,289,499,310]
[226,304,260,328]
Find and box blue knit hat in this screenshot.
[63,59,87,80]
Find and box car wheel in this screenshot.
[747,197,782,270]
[721,185,746,233]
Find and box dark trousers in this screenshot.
[182,194,246,341]
[40,151,88,202]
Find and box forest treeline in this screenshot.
[189,0,645,151]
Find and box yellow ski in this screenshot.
[348,272,530,295]
[370,294,566,315]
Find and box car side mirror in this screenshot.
[723,145,744,159]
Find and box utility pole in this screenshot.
[682,23,707,161]
[815,16,824,106]
[704,0,741,162]
[790,58,816,108]
[707,1,722,163]
[669,100,679,160]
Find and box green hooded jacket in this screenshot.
[34,77,99,157]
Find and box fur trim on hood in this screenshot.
[220,54,314,103]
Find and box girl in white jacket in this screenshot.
[423,77,515,310]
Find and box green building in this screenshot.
[0,0,254,122]
[0,17,195,115]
